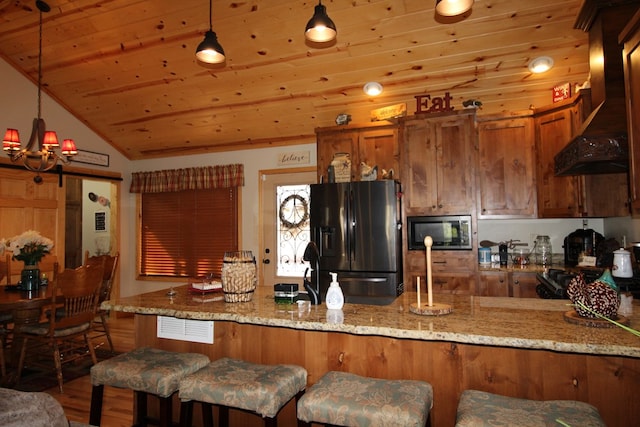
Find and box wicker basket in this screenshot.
[221,251,256,302]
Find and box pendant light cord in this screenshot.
[208,0,213,31]
[37,5,43,121]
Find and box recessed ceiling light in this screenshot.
[528,56,554,74]
[435,0,474,16]
[363,82,383,96]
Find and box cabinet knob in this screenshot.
[514,280,519,285]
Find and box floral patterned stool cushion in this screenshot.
[297,371,433,427]
[455,390,606,427]
[178,357,307,426]
[89,347,210,427]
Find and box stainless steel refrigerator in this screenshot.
[310,180,403,305]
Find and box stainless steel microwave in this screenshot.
[407,215,472,250]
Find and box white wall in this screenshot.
[0,60,129,172]
[126,146,316,296]
[477,218,606,260]
[82,180,114,256]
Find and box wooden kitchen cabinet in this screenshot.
[534,92,628,218]
[315,122,399,183]
[620,9,640,215]
[401,111,476,216]
[535,99,585,217]
[510,272,539,298]
[478,271,509,296]
[408,250,477,295]
[478,270,540,297]
[477,114,536,218]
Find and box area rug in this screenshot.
[11,348,119,392]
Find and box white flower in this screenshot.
[1,230,54,265]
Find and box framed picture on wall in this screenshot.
[95,211,107,232]
[74,150,110,167]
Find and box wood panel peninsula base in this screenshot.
[105,286,640,427]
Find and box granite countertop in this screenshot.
[104,285,640,358]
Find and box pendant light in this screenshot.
[435,0,474,17]
[305,1,337,43]
[195,0,225,65]
[3,0,78,175]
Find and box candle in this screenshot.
[417,276,421,307]
[425,236,433,307]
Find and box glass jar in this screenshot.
[534,235,552,266]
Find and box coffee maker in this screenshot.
[563,227,604,266]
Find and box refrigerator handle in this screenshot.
[348,188,355,260]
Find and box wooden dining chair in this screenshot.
[15,263,105,393]
[0,253,9,285]
[84,251,119,352]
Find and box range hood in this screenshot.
[554,1,639,176]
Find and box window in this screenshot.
[140,187,238,278]
[276,184,310,277]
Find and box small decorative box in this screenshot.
[274,283,299,304]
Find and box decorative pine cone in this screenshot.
[567,274,619,318]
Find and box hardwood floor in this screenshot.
[46,314,135,427]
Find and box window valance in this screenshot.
[130,164,244,193]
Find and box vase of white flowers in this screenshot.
[1,230,54,291]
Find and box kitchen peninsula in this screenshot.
[105,286,640,427]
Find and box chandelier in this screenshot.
[2,0,77,174]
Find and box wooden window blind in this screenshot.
[140,187,238,278]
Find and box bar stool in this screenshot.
[89,347,210,427]
[178,357,307,427]
[297,371,433,427]
[455,390,606,427]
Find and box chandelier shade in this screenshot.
[195,0,225,64]
[2,129,20,152]
[2,0,78,174]
[305,1,337,43]
[435,0,474,16]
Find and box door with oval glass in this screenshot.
[259,168,316,288]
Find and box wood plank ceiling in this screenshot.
[0,0,589,160]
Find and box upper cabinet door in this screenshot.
[477,116,536,218]
[621,10,640,215]
[535,93,629,218]
[535,107,583,218]
[402,112,476,216]
[315,123,399,183]
[315,129,358,183]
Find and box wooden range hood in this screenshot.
[554,0,640,176]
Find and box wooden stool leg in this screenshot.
[158,395,173,427]
[134,391,148,427]
[219,405,229,427]
[89,384,105,426]
[179,401,193,427]
[202,402,214,427]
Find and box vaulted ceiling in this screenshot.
[0,0,590,160]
